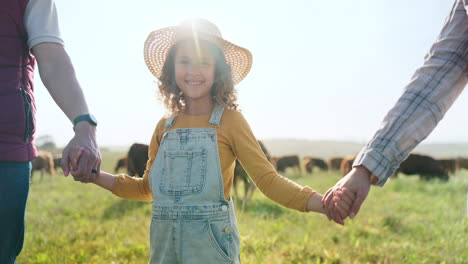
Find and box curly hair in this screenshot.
[157,40,238,115]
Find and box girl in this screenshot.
[70,18,354,263]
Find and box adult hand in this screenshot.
[61,122,101,183]
[322,166,372,224]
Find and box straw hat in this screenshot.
[144,18,253,85]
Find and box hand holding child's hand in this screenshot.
[306,189,354,224]
[328,187,356,224]
[322,167,371,224]
[68,146,96,183]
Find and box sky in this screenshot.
[33,0,467,147]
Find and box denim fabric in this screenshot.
[149,104,240,264]
[0,161,31,264]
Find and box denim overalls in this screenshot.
[149,104,241,264]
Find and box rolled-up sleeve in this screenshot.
[354,0,468,186]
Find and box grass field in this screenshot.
[17,151,468,264]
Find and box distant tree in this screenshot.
[36,135,58,152]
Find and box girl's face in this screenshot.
[174,41,216,102]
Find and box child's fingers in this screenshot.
[333,195,351,218]
[336,190,353,207]
[334,201,348,220]
[341,187,357,203]
[328,195,344,225]
[331,205,345,225]
[327,195,337,220]
[334,196,351,212]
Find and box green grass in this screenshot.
[18,153,468,263]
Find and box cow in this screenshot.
[340,155,357,176]
[304,157,328,173]
[115,156,128,173]
[127,143,149,177]
[233,140,271,204]
[396,153,448,181]
[31,151,55,182]
[456,157,468,172]
[275,155,301,173]
[437,158,457,175]
[328,157,344,171]
[53,157,62,169]
[340,153,448,181]
[52,157,62,174]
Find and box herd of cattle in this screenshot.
[31,141,468,189]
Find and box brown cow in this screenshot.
[304,157,328,173]
[31,151,55,182]
[340,155,357,176]
[233,140,271,204]
[397,153,448,181]
[328,157,344,171]
[115,156,128,173]
[275,155,301,173]
[437,158,457,175]
[127,143,149,177]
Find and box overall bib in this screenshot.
[149,104,241,264]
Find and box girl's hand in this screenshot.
[69,146,84,171]
[331,187,356,221]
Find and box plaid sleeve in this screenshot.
[354,0,468,186]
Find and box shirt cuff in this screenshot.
[29,36,64,49]
[353,148,400,187]
[299,186,316,212]
[110,174,126,197]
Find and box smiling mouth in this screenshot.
[186,81,203,86]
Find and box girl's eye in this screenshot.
[179,60,190,65]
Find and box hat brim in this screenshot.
[144,26,252,85]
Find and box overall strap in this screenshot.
[164,115,177,129]
[208,104,225,127]
[164,104,225,130]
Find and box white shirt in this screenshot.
[24,0,64,48]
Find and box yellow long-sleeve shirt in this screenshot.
[111,109,315,212]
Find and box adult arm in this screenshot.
[324,0,468,223]
[32,43,100,181]
[25,0,101,180]
[355,0,467,186]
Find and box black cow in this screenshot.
[397,153,448,181]
[127,143,149,177]
[304,157,328,173]
[275,155,301,173]
[233,140,271,203]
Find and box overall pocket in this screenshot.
[207,219,234,262]
[159,149,207,196]
[182,219,234,263]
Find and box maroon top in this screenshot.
[0,0,38,161]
